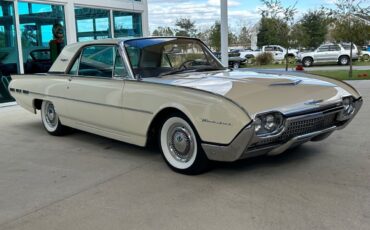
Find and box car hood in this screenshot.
[144,70,354,116]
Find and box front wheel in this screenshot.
[233,62,240,69]
[159,116,210,175]
[302,57,313,67]
[41,100,68,136]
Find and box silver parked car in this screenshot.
[298,43,358,67]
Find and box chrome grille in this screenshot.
[256,112,338,146]
[280,113,336,141]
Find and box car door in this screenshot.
[274,46,285,60]
[328,45,341,61]
[66,44,129,133]
[314,45,330,62]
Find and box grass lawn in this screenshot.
[241,63,296,69]
[308,70,370,80]
[242,61,370,69]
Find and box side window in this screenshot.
[265,47,274,52]
[329,45,341,51]
[78,45,114,78]
[113,49,129,78]
[125,45,140,68]
[69,57,80,75]
[318,45,329,52]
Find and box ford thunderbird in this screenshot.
[8,37,362,174]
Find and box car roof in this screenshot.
[49,37,202,73]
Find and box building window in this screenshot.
[18,2,65,66]
[113,11,142,38]
[0,1,18,103]
[75,7,111,42]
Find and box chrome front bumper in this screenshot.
[202,98,363,162]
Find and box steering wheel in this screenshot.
[178,60,196,70]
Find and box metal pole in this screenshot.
[220,0,228,67]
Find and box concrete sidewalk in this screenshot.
[0,81,369,230]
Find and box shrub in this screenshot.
[256,52,273,65]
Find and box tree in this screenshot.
[323,0,370,78]
[209,22,221,51]
[228,32,238,47]
[258,0,297,71]
[299,10,330,49]
[175,18,197,37]
[289,23,309,49]
[207,21,238,51]
[238,26,252,48]
[152,27,174,36]
[257,17,289,47]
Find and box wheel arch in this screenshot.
[146,107,193,147]
[338,54,350,60]
[33,98,43,110]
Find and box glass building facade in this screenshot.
[0,0,148,104]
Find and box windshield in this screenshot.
[124,38,224,78]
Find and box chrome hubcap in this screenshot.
[45,102,57,127]
[167,124,194,163]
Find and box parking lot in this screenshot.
[0,80,369,230]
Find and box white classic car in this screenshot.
[9,37,362,174]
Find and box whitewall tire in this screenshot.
[41,100,67,136]
[159,115,210,174]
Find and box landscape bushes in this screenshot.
[255,52,273,65]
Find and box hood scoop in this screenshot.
[269,79,302,86]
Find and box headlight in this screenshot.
[337,96,356,121]
[343,97,355,115]
[254,112,284,136]
[255,117,262,132]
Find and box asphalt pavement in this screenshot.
[0,81,369,230]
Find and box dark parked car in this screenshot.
[213,52,247,69]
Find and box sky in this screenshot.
[147,0,341,33]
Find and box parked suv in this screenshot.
[298,43,358,67]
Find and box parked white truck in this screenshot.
[239,45,299,61]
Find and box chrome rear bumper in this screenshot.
[202,98,362,162]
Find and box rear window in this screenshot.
[341,44,355,50]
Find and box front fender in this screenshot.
[123,81,251,145]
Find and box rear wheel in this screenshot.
[339,56,349,65]
[233,62,240,69]
[159,115,210,175]
[41,100,68,136]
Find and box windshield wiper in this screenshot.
[158,68,196,77]
[193,67,225,72]
[158,67,225,77]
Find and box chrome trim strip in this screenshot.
[28,91,153,114]
[122,107,154,114]
[267,126,337,155]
